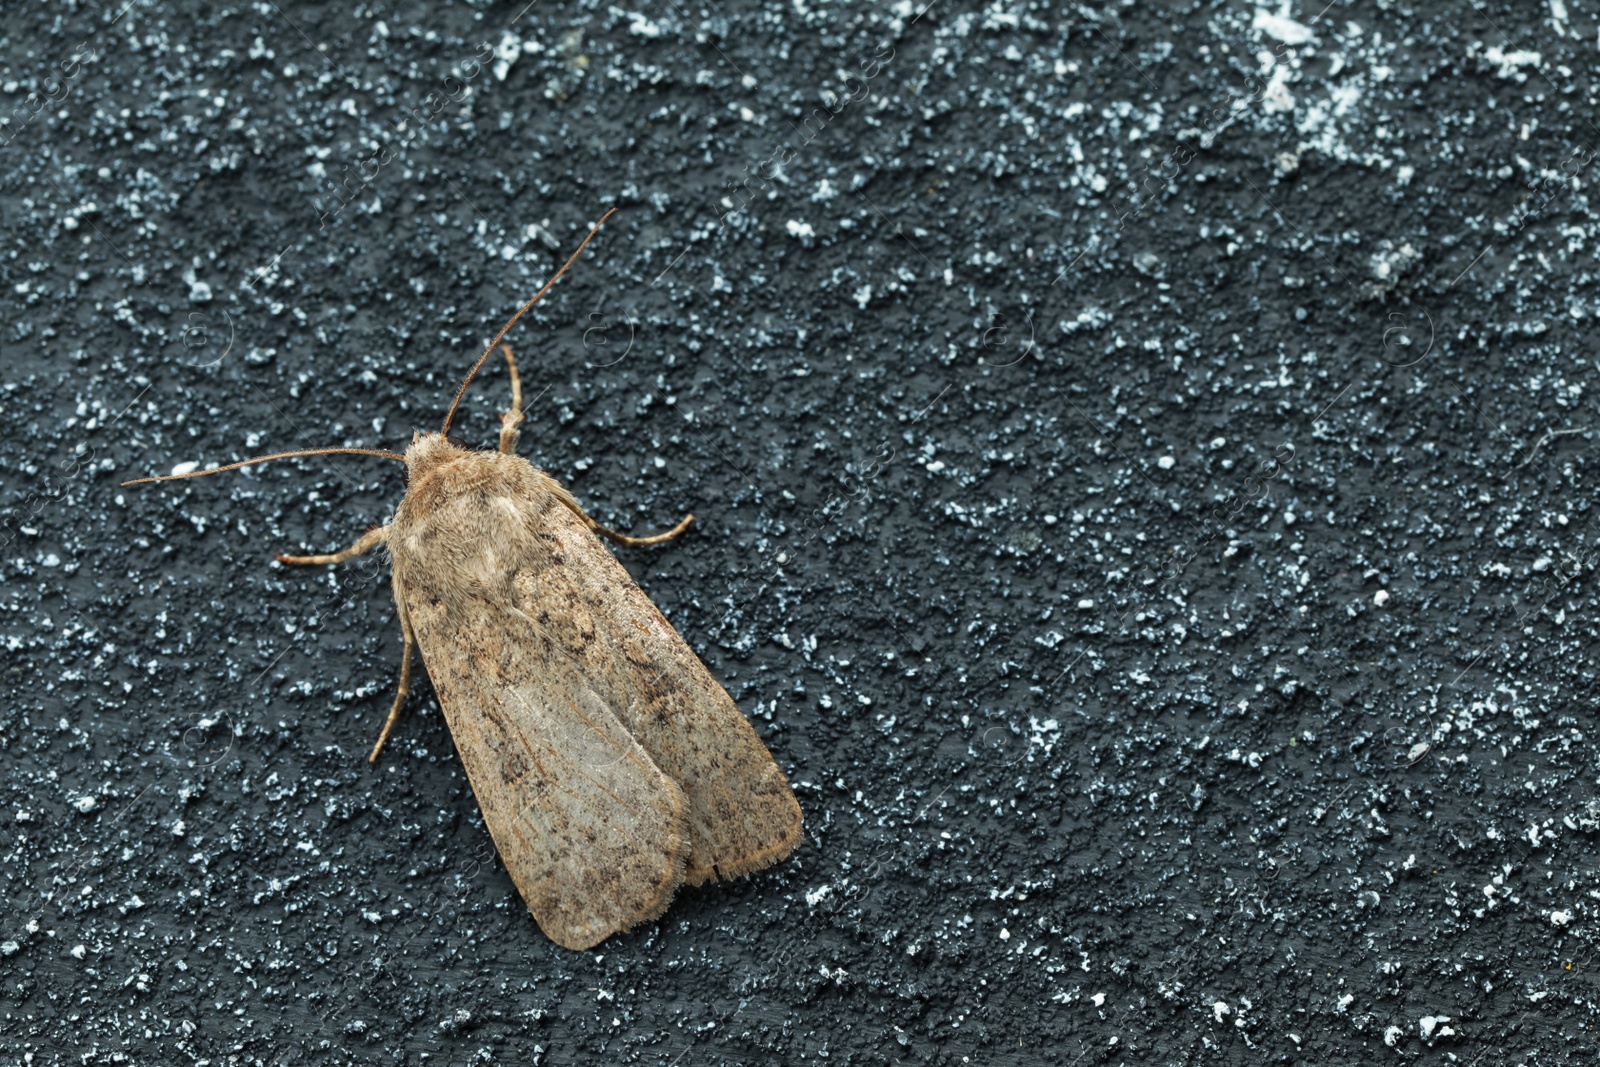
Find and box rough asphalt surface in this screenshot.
[3,0,1599,1062]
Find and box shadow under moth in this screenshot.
[125,210,803,949]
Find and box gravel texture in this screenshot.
[4,0,1600,1063]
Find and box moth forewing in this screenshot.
[534,510,803,884]
[388,449,692,948]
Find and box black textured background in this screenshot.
[4,0,1600,1063]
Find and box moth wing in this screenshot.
[518,503,803,885]
[404,591,689,951]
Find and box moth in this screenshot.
[126,211,803,949]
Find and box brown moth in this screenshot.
[125,210,803,949]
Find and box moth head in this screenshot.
[410,428,473,448]
[403,430,469,483]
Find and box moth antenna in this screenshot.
[441,207,618,438]
[120,447,408,486]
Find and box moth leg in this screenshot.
[368,605,415,764]
[589,512,696,548]
[550,487,695,548]
[498,343,523,454]
[275,525,388,565]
